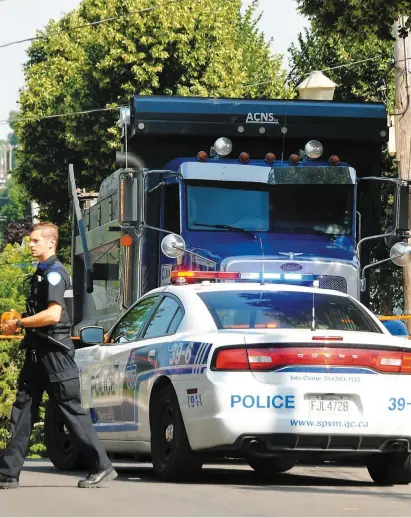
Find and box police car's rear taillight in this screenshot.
[214,348,249,370]
[213,346,411,373]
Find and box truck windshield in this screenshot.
[197,290,381,332]
[186,181,353,236]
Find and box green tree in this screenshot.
[288,25,402,314]
[288,29,395,107]
[0,111,32,247]
[295,0,410,40]
[0,242,46,457]
[15,0,291,241]
[0,177,31,223]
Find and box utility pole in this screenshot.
[394,17,411,322]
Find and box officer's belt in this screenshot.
[25,329,71,352]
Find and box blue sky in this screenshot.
[0,0,308,139]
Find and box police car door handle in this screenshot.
[113,359,120,368]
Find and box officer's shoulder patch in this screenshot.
[47,271,62,286]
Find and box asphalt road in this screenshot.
[1,460,411,517]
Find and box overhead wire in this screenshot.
[0,0,190,49]
[242,54,384,88]
[0,51,405,126]
[0,105,127,125]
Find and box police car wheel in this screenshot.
[247,456,296,475]
[150,384,202,481]
[367,453,411,485]
[44,399,84,471]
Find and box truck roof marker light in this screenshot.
[329,155,340,166]
[305,140,323,159]
[197,151,208,162]
[289,154,299,165]
[120,235,133,247]
[265,153,276,164]
[239,152,250,163]
[214,137,232,157]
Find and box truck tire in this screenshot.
[367,453,411,485]
[150,384,202,481]
[44,399,84,471]
[248,457,296,475]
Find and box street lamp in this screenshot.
[297,71,337,101]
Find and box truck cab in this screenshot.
[71,95,402,335]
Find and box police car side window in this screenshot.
[142,296,183,339]
[111,296,159,344]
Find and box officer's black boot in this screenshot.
[0,473,19,489]
[77,467,118,488]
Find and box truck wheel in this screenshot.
[44,399,84,470]
[248,457,296,475]
[367,453,411,485]
[150,384,202,481]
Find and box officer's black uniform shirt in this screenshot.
[25,254,72,342]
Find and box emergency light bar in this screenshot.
[170,271,317,283]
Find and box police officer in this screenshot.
[0,222,117,489]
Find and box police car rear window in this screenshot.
[197,291,381,333]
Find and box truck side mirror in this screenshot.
[385,225,403,248]
[390,242,411,266]
[161,234,186,258]
[119,171,139,224]
[394,183,409,232]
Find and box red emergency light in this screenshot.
[171,271,240,283]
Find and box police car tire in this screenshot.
[44,399,84,471]
[247,457,296,475]
[367,453,411,485]
[150,384,202,482]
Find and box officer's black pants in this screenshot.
[0,349,111,479]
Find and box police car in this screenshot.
[44,281,411,484]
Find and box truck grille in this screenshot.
[319,275,347,293]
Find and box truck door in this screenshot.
[159,182,181,286]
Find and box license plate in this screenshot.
[309,395,350,413]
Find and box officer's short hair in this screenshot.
[31,222,59,248]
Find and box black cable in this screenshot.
[0,0,190,49]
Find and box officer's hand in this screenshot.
[2,319,18,335]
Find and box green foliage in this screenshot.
[368,159,404,315]
[295,0,411,40]
[15,0,291,241]
[288,29,395,109]
[0,242,46,457]
[288,21,400,313]
[0,177,31,223]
